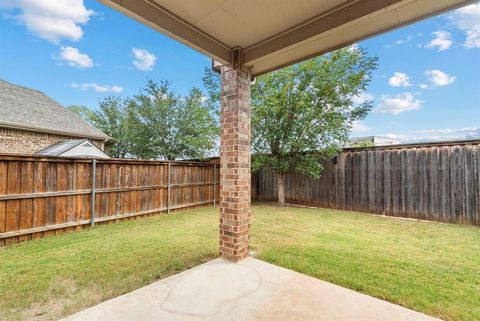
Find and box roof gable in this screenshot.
[35,139,109,158]
[35,139,87,156]
[0,79,111,140]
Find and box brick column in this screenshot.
[219,65,251,262]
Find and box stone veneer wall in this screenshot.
[0,128,105,155]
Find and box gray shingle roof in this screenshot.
[0,79,111,140]
[35,139,87,156]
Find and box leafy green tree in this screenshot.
[130,80,218,160]
[251,47,377,206]
[89,97,136,158]
[202,67,221,111]
[66,105,94,121]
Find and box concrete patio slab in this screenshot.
[62,257,440,321]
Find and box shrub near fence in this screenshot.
[252,140,480,226]
[0,155,219,246]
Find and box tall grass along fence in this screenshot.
[0,155,219,246]
[252,140,480,226]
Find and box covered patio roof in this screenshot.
[99,0,472,77]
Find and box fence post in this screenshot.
[167,160,171,214]
[91,159,96,227]
[213,164,216,206]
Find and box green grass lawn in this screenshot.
[0,208,219,321]
[1,204,479,321]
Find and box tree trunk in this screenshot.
[276,172,286,207]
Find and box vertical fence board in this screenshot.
[19,162,34,241]
[75,162,85,228]
[5,162,21,244]
[33,161,46,238]
[0,162,7,246]
[473,146,480,225]
[65,163,76,232]
[56,163,67,234]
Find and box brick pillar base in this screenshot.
[219,65,251,262]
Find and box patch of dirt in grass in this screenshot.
[7,279,103,321]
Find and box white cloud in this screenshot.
[381,127,480,143]
[425,69,456,87]
[351,120,371,132]
[0,0,94,43]
[56,46,93,68]
[426,31,453,51]
[351,92,374,105]
[132,48,157,71]
[419,83,428,89]
[375,93,422,115]
[388,72,412,87]
[384,34,414,48]
[466,128,480,139]
[71,82,123,93]
[451,3,480,48]
[416,127,479,135]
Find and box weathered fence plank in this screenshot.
[253,140,480,226]
[0,162,7,246]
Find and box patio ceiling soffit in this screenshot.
[99,0,474,77]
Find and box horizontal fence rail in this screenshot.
[252,140,480,226]
[0,155,220,246]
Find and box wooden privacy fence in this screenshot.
[252,140,480,226]
[0,155,219,246]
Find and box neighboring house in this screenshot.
[0,79,111,155]
[345,136,400,147]
[35,139,109,158]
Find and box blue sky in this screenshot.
[0,0,479,143]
